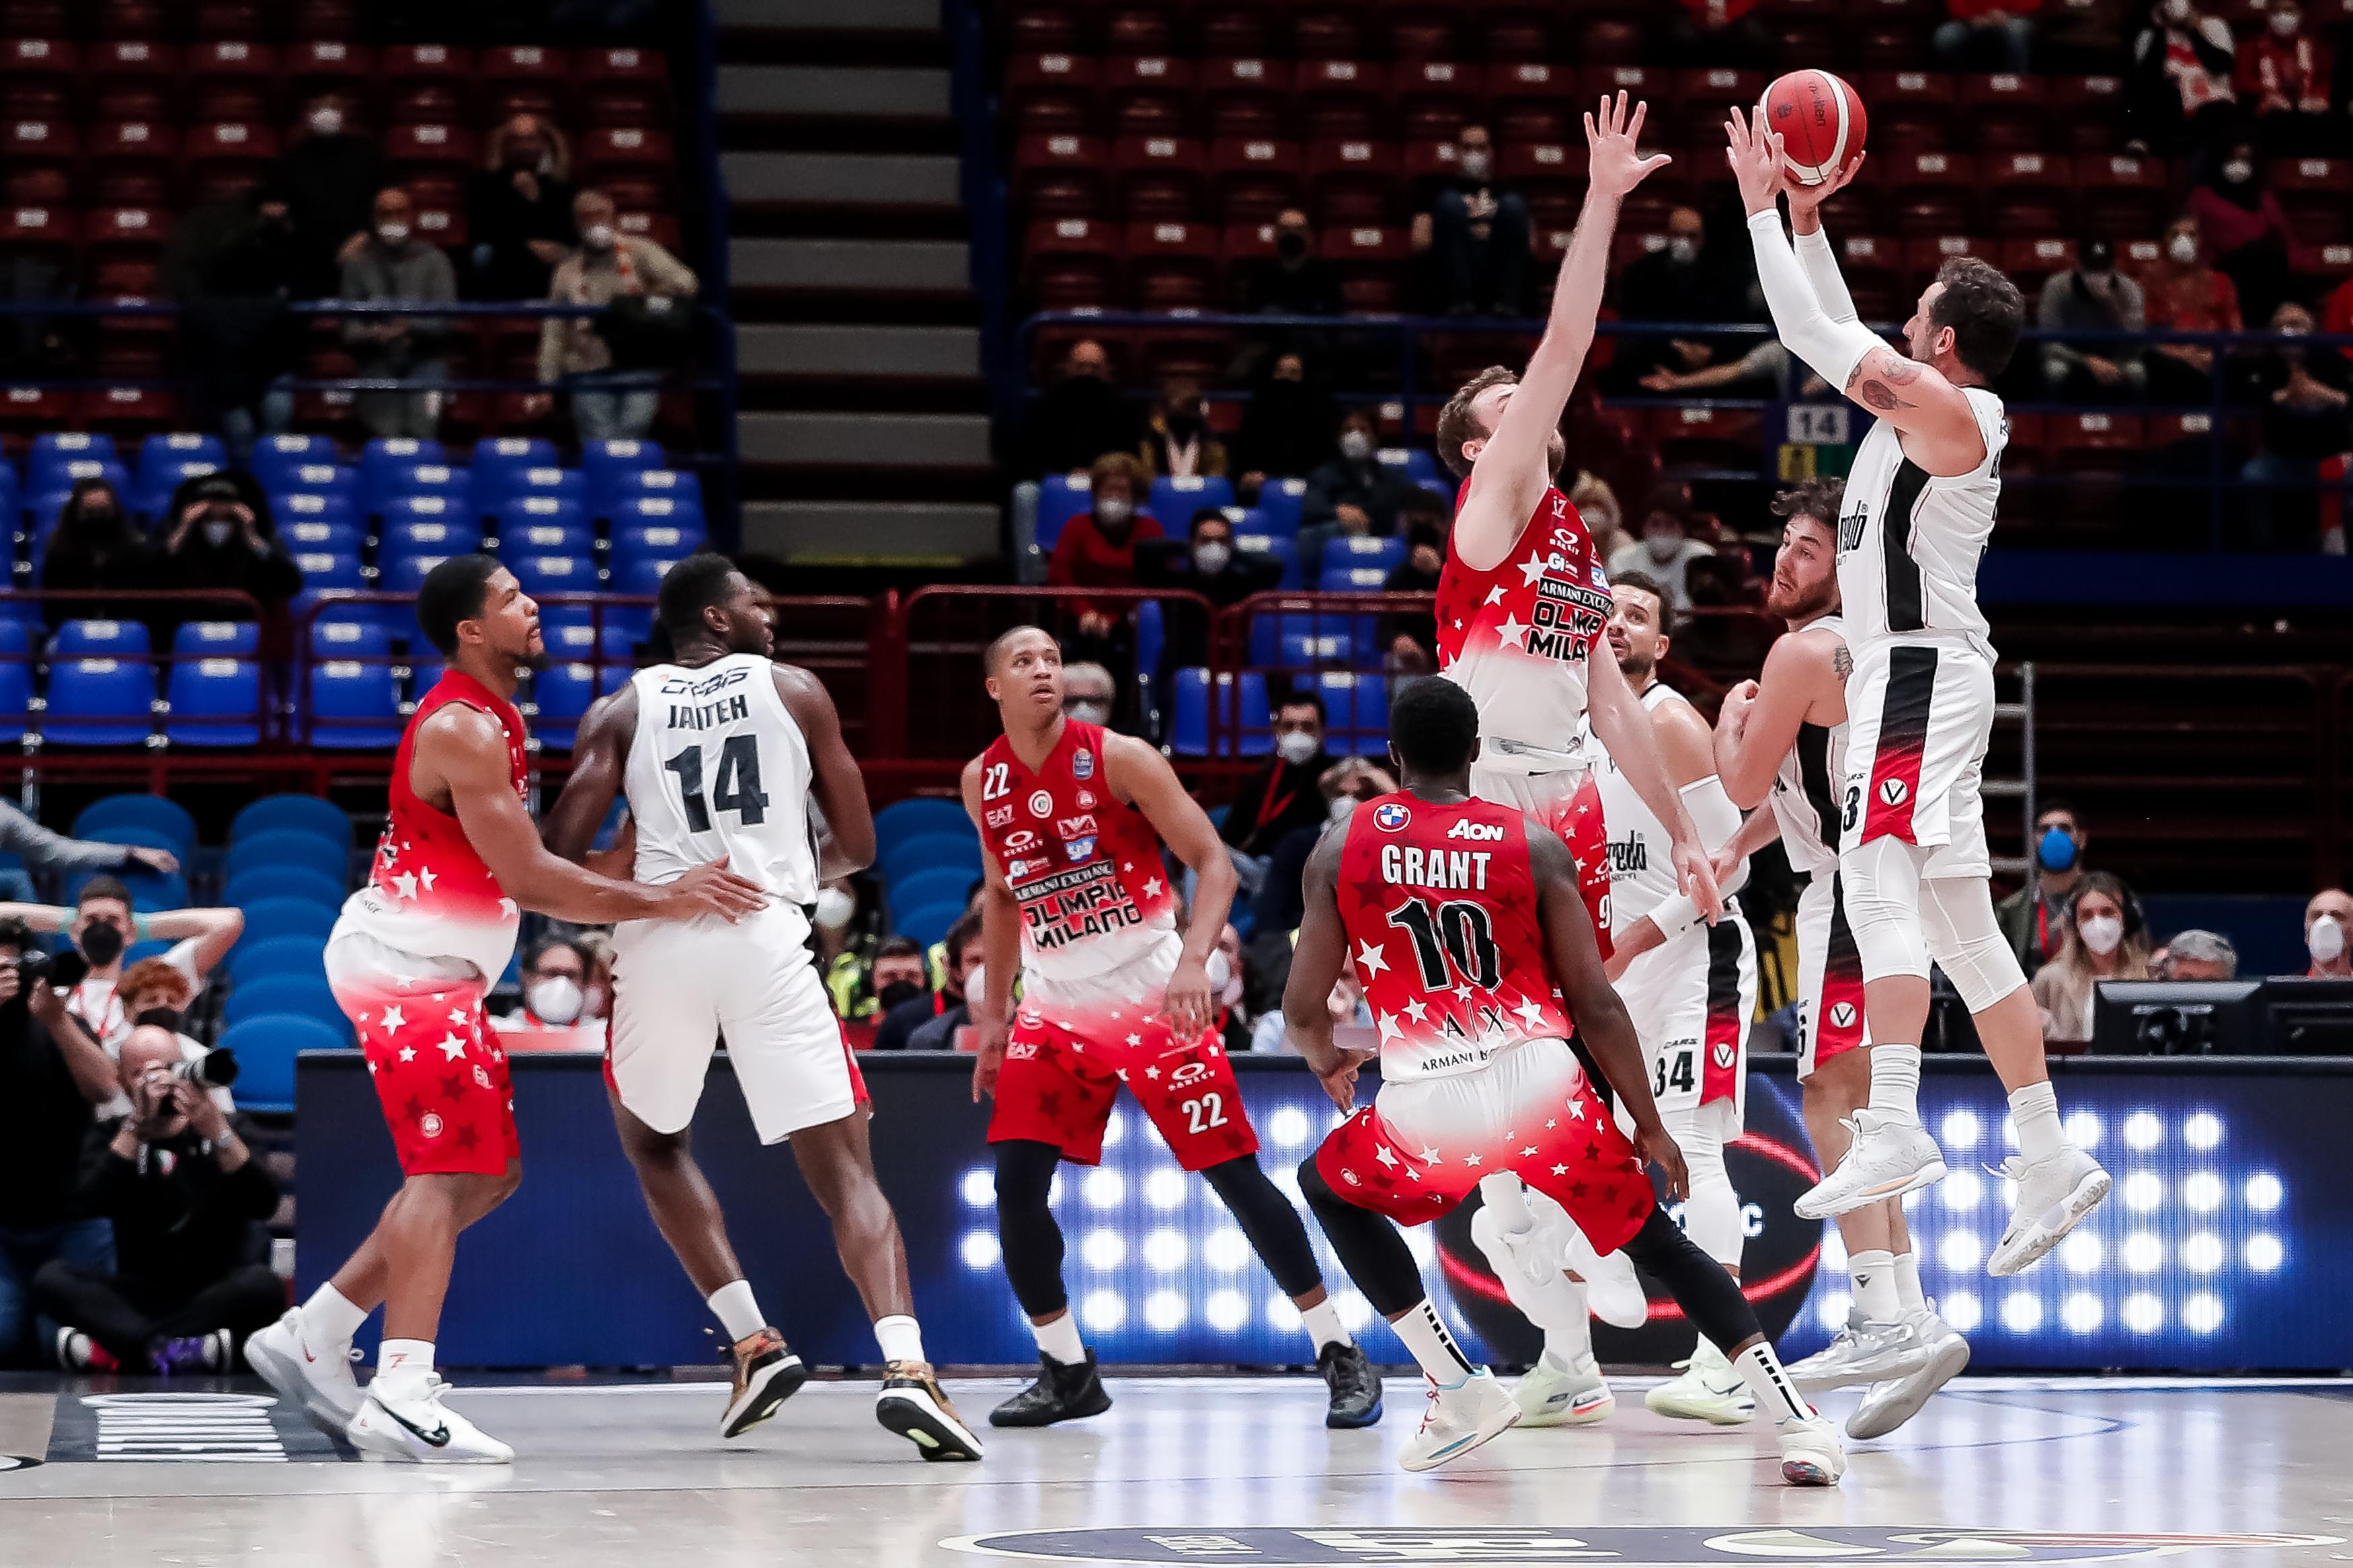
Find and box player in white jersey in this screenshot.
[544,554,983,1462]
[1728,110,2107,1275]
[1715,483,1967,1439]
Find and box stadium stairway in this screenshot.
[717,0,1001,568]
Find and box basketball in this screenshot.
[1761,69,1869,185]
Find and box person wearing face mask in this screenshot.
[1137,509,1282,659]
[38,479,155,630]
[2128,0,2237,155]
[2239,300,2353,549]
[2143,212,2243,402]
[492,937,598,1038]
[340,185,457,440]
[1298,409,1420,575]
[2189,142,2293,326]
[1047,452,1164,648]
[2028,874,2152,1044]
[1605,484,1716,613]
[2037,238,2149,402]
[274,93,385,296]
[0,878,245,1053]
[1138,375,1229,482]
[2239,3,2336,152]
[1023,339,1142,479]
[1614,207,1732,390]
[1412,124,1532,317]
[1219,690,1338,879]
[153,473,305,641]
[875,912,984,1052]
[467,114,577,302]
[2300,887,2353,977]
[854,938,932,1047]
[1231,352,1341,499]
[527,187,699,442]
[1242,208,1344,321]
[1996,800,2089,977]
[1057,662,1120,731]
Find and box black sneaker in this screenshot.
[1318,1341,1384,1429]
[988,1350,1113,1428]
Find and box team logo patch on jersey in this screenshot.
[419,1112,444,1139]
[1829,1001,1858,1029]
[1075,789,1097,809]
[1003,829,1039,852]
[1006,858,1038,878]
[1071,749,1095,780]
[1029,790,1054,818]
[1878,778,1910,807]
[1057,814,1097,839]
[1713,1042,1736,1071]
[1373,802,1412,831]
[1064,837,1096,862]
[986,805,1015,828]
[1590,561,1609,587]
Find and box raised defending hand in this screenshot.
[1724,105,1786,216]
[1585,92,1671,200]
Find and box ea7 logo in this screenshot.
[1006,1041,1039,1061]
[1877,778,1910,807]
[986,805,1015,828]
[1168,1059,1211,1087]
[1446,817,1505,842]
[1829,1001,1858,1029]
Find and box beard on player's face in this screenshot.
[1767,567,1837,622]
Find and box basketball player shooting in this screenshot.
[1727,108,2109,1274]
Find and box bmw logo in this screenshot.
[1372,802,1411,831]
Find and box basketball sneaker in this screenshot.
[52,1328,118,1373]
[1778,1413,1848,1485]
[151,1329,233,1376]
[1556,1214,1648,1329]
[248,1309,363,1437]
[1785,1308,1936,1393]
[1795,1110,1948,1219]
[1987,1145,2111,1277]
[1846,1307,1970,1440]
[989,1350,1113,1428]
[1399,1369,1521,1472]
[721,1327,807,1439]
[1318,1340,1384,1429]
[876,1360,984,1462]
[347,1376,513,1464]
[1644,1339,1755,1425]
[1510,1348,1613,1427]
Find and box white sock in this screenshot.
[1543,1279,1595,1368]
[1389,1299,1477,1387]
[1866,1042,1923,1124]
[1732,1342,1814,1424]
[1031,1311,1086,1366]
[374,1339,435,1397]
[299,1283,368,1351]
[874,1314,925,1366]
[1893,1250,1925,1313]
[1298,1298,1353,1354]
[707,1280,765,1343]
[2008,1080,2066,1165]
[1849,1249,1901,1322]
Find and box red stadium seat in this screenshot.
[1392,60,1478,142]
[1402,138,1459,188]
[91,0,152,34]
[89,39,177,90]
[1221,217,1279,305]
[2076,153,2170,245]
[1124,219,1220,308]
[1903,233,1998,275]
[1383,4,1462,64]
[286,39,374,97]
[1107,3,1181,52]
[1321,223,1409,313]
[1012,132,1107,219]
[1,118,72,175]
[381,43,475,100]
[578,126,676,190]
[1886,151,1978,235]
[614,208,682,252]
[1201,57,1292,139]
[0,202,72,247]
[290,0,359,38]
[1501,140,1587,231]
[0,386,72,429]
[1833,233,1906,323]
[188,42,281,115]
[412,192,467,251]
[2272,157,2353,246]
[1209,136,1304,224]
[1676,68,1766,121]
[1958,73,2046,153]
[1479,6,1558,63]
[1004,52,1098,136]
[1583,64,1676,113]
[1862,71,1958,155]
[577,46,667,91]
[1112,133,1207,220]
[1295,8,1371,59]
[2290,241,2353,286]
[483,44,571,93]
[1295,60,1386,142]
[2048,411,2145,472]
[2147,411,2215,450]
[1104,54,1197,138]
[184,120,280,181]
[1652,405,1765,469]
[1199,5,1277,58]
[1004,1,1082,53]
[0,38,77,85]
[2052,75,2126,155]
[2001,237,2079,288]
[1024,216,1122,310]
[1986,151,2072,237]
[385,122,479,175]
[1304,138,1398,225]
[82,385,178,438]
[197,0,264,35]
[1488,61,1578,145]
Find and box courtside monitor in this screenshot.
[2091,981,2266,1056]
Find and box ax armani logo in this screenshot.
[943,1528,2346,1565]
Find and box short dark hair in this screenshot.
[875,935,924,962]
[1275,688,1327,723]
[77,875,133,913]
[985,623,1057,677]
[1388,675,1480,774]
[1771,477,1846,530]
[417,553,504,656]
[1435,366,1517,478]
[1609,569,1670,618]
[656,552,744,639]
[523,936,588,973]
[944,908,985,964]
[2036,796,2080,828]
[1932,256,2026,380]
[0,916,33,958]
[1189,507,1232,539]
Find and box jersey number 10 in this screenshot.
[665,735,770,831]
[1384,896,1502,991]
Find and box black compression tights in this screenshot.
[1198,1153,1324,1298]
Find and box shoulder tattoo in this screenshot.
[1831,643,1852,684]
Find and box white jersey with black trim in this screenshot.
[1589,682,1686,930]
[1768,614,1849,878]
[1835,387,2005,651]
[623,652,819,906]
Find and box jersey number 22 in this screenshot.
[665,735,770,831]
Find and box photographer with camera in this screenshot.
[0,877,244,1048]
[34,1024,282,1374]
[0,920,123,1368]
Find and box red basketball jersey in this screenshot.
[1435,481,1612,762]
[976,719,1178,985]
[1336,790,1573,1080]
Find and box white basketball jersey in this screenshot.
[1767,614,1849,878]
[623,653,819,906]
[1589,682,1685,930]
[1835,387,2005,649]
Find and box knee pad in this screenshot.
[1922,876,2028,1012]
[1664,1104,1745,1270]
[1840,834,1931,983]
[1470,1204,1589,1337]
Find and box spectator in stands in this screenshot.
[1139,376,1228,481]
[1658,0,1776,69]
[906,913,988,1053]
[1211,923,1252,1055]
[0,878,244,1051]
[180,191,305,465]
[0,796,177,908]
[2239,301,2352,549]
[1252,968,1371,1053]
[2143,212,2243,401]
[1412,125,1532,317]
[277,92,385,298]
[1137,509,1281,610]
[492,936,593,1032]
[1047,452,1162,646]
[342,186,458,441]
[872,921,973,1052]
[38,479,155,632]
[1570,470,1628,565]
[1024,339,1141,479]
[854,937,930,1040]
[1242,209,1343,319]
[468,114,576,302]
[0,921,119,1370]
[2301,886,2353,975]
[1999,798,2090,977]
[1614,207,1723,389]
[1060,661,1119,728]
[2029,872,2153,1044]
[2156,928,2238,979]
[36,1025,282,1374]
[2190,142,2294,325]
[1640,339,1797,399]
[1300,408,1419,546]
[1383,492,1451,671]
[1231,353,1339,500]
[1218,692,1335,895]
[528,188,700,444]
[155,474,305,636]
[1934,0,2039,72]
[1607,484,1716,612]
[2237,4,2335,153]
[2038,238,2149,401]
[2128,0,2239,156]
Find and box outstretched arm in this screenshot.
[1107,734,1236,1040]
[1281,826,1370,1112]
[775,665,876,880]
[1587,650,1722,921]
[1455,94,1670,572]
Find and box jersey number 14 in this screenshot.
[665,734,770,831]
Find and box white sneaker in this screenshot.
[1784,1309,1936,1393]
[1795,1110,1948,1219]
[1510,1350,1613,1427]
[1644,1339,1755,1425]
[347,1376,514,1464]
[247,1310,363,1438]
[1557,1217,1648,1329]
[1778,1413,1847,1485]
[1987,1146,2111,1276]
[1846,1308,1970,1440]
[1400,1369,1521,1472]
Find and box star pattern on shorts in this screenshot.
[1418,1145,1441,1164]
[391,871,420,900]
[1355,941,1390,978]
[1374,1145,1398,1168]
[398,1045,417,1063]
[1462,1153,1482,1167]
[1552,1163,1569,1175]
[448,1007,471,1026]
[420,867,438,892]
[1144,1065,1160,1080]
[1514,996,1548,1030]
[1125,1034,1142,1047]
[499,897,519,919]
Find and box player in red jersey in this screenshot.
[965,627,1382,1430]
[1284,677,1843,1481]
[247,556,764,1464]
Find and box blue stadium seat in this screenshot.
[30,432,117,470]
[255,461,357,502]
[611,555,675,600]
[1169,667,1211,755]
[497,495,589,541]
[1254,477,1308,535]
[250,434,334,466]
[530,661,599,751]
[44,659,155,746]
[307,660,402,747]
[1136,598,1164,692]
[1150,474,1236,524]
[222,974,346,1033]
[409,659,447,696]
[597,624,642,663]
[498,522,595,563]
[172,620,260,658]
[223,865,346,912]
[1236,534,1300,587]
[503,466,587,509]
[280,520,362,556]
[382,492,478,530]
[596,661,632,696]
[510,552,599,603]
[1278,628,1354,666]
[382,518,484,565]
[227,934,329,984]
[73,794,196,856]
[231,794,352,848]
[873,797,971,852]
[368,462,471,517]
[216,1014,350,1112]
[165,656,262,746]
[1317,671,1390,747]
[0,632,30,743]
[880,830,983,888]
[141,432,227,472]
[228,829,354,882]
[290,549,365,604]
[311,618,391,659]
[469,437,560,507]
[1037,474,1092,552]
[583,438,665,503]
[140,459,225,522]
[1231,670,1271,755]
[610,494,702,533]
[30,463,132,510]
[892,901,962,952]
[1377,447,1441,483]
[378,552,452,603]
[24,488,75,545]
[610,466,699,511]
[612,522,707,566]
[892,866,978,918]
[53,618,150,657]
[1327,534,1408,573]
[1318,564,1392,593]
[272,492,359,532]
[360,438,447,487]
[541,623,597,662]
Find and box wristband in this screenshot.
[134,913,152,942]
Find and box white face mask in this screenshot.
[1328,794,1358,823]
[527,976,584,1026]
[1667,237,1699,265]
[2222,159,2254,185]
[2077,914,2125,957]
[2273,9,2301,33]
[1065,699,1110,726]
[376,222,411,247]
[2168,233,2199,264]
[582,222,616,251]
[1338,429,1375,462]
[1205,949,1242,1009]
[1275,730,1320,766]
[309,106,344,137]
[961,962,986,1005]
[1194,541,1232,575]
[1645,532,1683,563]
[813,886,855,931]
[2163,0,2192,21]
[2310,913,2346,964]
[203,520,235,548]
[1094,495,1133,526]
[1458,151,1491,181]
